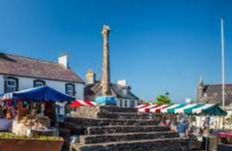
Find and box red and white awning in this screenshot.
[137,104,170,113]
[150,104,169,113]
[138,104,159,113]
[70,100,96,108]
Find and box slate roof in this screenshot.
[84,81,139,101]
[0,53,84,83]
[198,84,232,106]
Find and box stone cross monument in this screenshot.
[101,25,111,96]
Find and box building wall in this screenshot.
[116,98,138,108]
[0,75,4,96]
[0,75,84,100]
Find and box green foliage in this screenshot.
[0,133,63,141]
[156,93,172,105]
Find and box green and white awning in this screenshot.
[165,103,227,116]
[137,103,227,116]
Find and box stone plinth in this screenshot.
[71,106,100,119]
[59,106,189,151]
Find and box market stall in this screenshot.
[2,86,74,102]
[0,86,75,151]
[217,132,232,151]
[137,103,227,116]
[70,100,96,109]
[0,86,74,136]
[137,103,228,150]
[69,100,99,119]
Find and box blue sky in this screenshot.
[0,0,232,103]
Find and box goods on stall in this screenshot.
[218,132,232,144]
[70,100,98,118]
[12,115,51,136]
[71,106,99,119]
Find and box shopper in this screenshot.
[177,119,188,138]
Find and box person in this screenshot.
[177,119,188,138]
[159,119,166,127]
[0,105,4,118]
[165,119,171,127]
[0,109,12,132]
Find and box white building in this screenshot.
[0,53,84,100]
[84,70,139,108]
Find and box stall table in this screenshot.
[217,132,232,151]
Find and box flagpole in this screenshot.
[221,18,225,109]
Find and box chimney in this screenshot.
[58,54,69,69]
[117,80,127,86]
[101,25,111,96]
[86,69,96,84]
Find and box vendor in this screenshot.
[17,101,29,120]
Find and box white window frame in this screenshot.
[130,100,135,108]
[124,100,128,108]
[5,77,18,93]
[34,80,46,87]
[66,83,75,96]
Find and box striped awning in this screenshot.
[1,92,14,101]
[137,104,171,113]
[70,100,96,109]
[137,103,227,116]
[150,104,169,113]
[138,104,159,113]
[161,104,180,113]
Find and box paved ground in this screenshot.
[61,148,204,151]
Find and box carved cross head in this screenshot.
[102,25,111,35]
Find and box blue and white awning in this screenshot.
[1,92,13,100]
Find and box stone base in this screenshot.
[80,131,178,144]
[72,138,189,151]
[64,117,159,127]
[71,106,100,119]
[86,125,170,135]
[60,106,189,151]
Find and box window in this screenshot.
[65,83,75,96]
[130,100,135,108]
[4,77,18,93]
[34,80,46,87]
[124,100,128,108]
[120,100,123,107]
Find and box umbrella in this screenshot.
[2,86,74,102]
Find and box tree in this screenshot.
[156,92,172,105]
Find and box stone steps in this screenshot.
[59,128,71,147]
[64,106,188,151]
[65,117,159,127]
[59,122,86,135]
[80,131,179,144]
[72,137,189,151]
[87,125,170,135]
[99,106,138,113]
[97,112,153,119]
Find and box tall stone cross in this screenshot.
[101,25,111,96]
